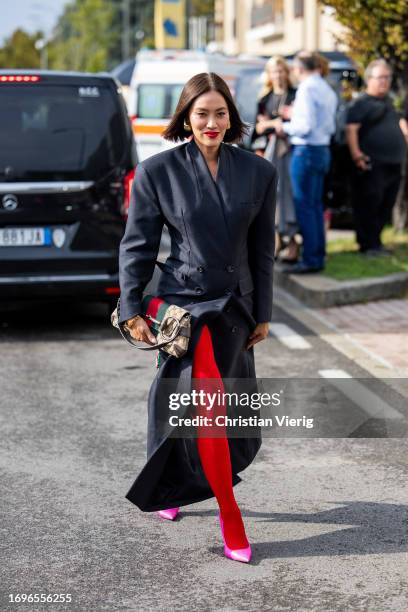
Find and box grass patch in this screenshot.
[325,227,408,280]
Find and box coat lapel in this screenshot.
[186,138,233,248]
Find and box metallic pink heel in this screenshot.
[157,507,179,521]
[219,514,252,563]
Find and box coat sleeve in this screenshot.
[118,164,165,324]
[247,167,278,323]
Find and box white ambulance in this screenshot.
[127,49,266,161]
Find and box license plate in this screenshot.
[0,227,52,247]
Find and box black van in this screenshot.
[0,70,137,308]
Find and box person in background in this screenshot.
[392,97,408,231]
[394,95,408,231]
[399,95,408,141]
[271,51,337,274]
[313,52,335,234]
[346,59,407,256]
[251,56,299,263]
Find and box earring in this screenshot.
[183,121,192,131]
[227,121,231,129]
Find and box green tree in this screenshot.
[48,0,119,72]
[320,0,408,92]
[124,0,155,55]
[0,29,41,69]
[134,0,155,51]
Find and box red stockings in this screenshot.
[192,324,249,550]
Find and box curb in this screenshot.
[274,267,408,308]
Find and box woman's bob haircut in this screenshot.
[162,72,248,143]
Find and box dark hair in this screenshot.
[313,52,330,77]
[294,51,317,72]
[162,72,248,143]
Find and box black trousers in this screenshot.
[350,161,401,251]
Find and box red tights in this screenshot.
[192,324,248,550]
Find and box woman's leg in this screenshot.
[192,324,249,550]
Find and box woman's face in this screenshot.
[268,64,288,88]
[188,91,230,149]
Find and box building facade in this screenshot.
[215,0,346,56]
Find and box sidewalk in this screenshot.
[275,229,408,307]
[316,298,408,375]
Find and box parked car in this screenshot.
[0,70,137,309]
[234,52,360,228]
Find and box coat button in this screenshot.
[197,266,204,273]
[195,287,203,294]
[231,326,238,333]
[226,265,235,273]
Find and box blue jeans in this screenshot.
[290,145,331,269]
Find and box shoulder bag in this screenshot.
[111,295,191,358]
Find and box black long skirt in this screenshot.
[125,290,262,512]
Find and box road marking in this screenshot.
[319,369,403,420]
[319,369,352,379]
[269,323,311,350]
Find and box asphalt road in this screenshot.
[1,296,408,612]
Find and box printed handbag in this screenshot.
[111,294,191,358]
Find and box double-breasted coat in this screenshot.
[119,138,277,512]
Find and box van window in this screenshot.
[138,84,167,119]
[0,84,127,181]
[137,84,184,119]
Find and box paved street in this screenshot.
[1,0,408,610]
[1,295,408,611]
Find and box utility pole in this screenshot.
[122,0,131,60]
[35,38,48,70]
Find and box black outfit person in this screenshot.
[118,138,277,511]
[346,93,406,252]
[251,87,297,152]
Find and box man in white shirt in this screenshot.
[272,51,337,273]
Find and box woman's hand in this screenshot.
[269,118,285,137]
[255,120,268,135]
[124,315,157,346]
[255,113,271,134]
[246,322,269,349]
[256,113,268,122]
[280,105,292,120]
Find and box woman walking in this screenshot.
[118,72,277,563]
[252,56,298,263]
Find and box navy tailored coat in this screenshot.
[119,138,277,512]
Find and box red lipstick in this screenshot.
[203,131,219,139]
